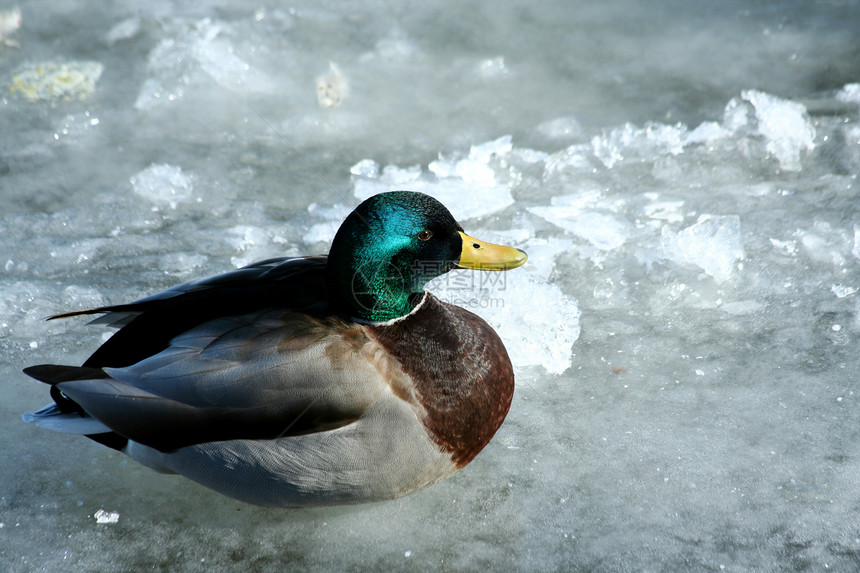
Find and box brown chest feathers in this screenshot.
[365,293,515,467]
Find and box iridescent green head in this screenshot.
[325,191,527,323]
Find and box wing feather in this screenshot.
[49,311,385,451]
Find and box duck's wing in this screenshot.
[55,255,332,368]
[26,309,386,452]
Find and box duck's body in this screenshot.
[23,191,525,507]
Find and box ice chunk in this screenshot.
[429,135,513,183]
[226,225,268,252]
[93,510,120,524]
[10,61,103,102]
[836,83,860,105]
[191,21,253,90]
[350,159,379,178]
[591,122,687,168]
[660,215,745,282]
[136,18,272,109]
[0,5,21,48]
[430,270,579,375]
[352,136,516,220]
[795,221,852,266]
[722,97,751,132]
[685,121,730,145]
[741,90,815,171]
[486,275,579,375]
[225,224,284,268]
[423,226,577,374]
[564,212,631,251]
[316,62,349,108]
[303,203,353,244]
[531,190,601,214]
[591,114,741,169]
[130,164,194,209]
[544,143,593,174]
[105,17,141,45]
[528,192,632,251]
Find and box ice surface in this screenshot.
[4,1,860,571]
[741,89,816,172]
[660,215,745,283]
[591,122,687,169]
[528,193,633,251]
[104,17,141,45]
[836,83,860,105]
[0,6,21,48]
[353,136,518,220]
[303,202,353,245]
[135,18,274,110]
[316,62,349,108]
[130,164,194,209]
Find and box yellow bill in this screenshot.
[457,231,528,271]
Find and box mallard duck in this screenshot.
[23,191,527,507]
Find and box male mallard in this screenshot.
[23,191,527,507]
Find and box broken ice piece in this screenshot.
[660,215,745,283]
[93,509,120,524]
[130,164,193,209]
[0,6,21,48]
[105,16,141,45]
[741,90,815,172]
[316,62,348,108]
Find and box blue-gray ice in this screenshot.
[2,0,860,571]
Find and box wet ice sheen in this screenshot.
[3,1,860,571]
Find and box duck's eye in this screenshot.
[417,230,433,241]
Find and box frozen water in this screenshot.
[0,6,22,48]
[303,202,353,245]
[659,215,745,283]
[353,136,518,220]
[528,193,633,252]
[591,122,687,169]
[104,17,141,46]
[130,164,194,209]
[3,0,860,571]
[837,83,860,105]
[92,509,120,525]
[741,89,816,172]
[315,62,349,108]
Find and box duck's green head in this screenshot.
[326,191,527,322]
